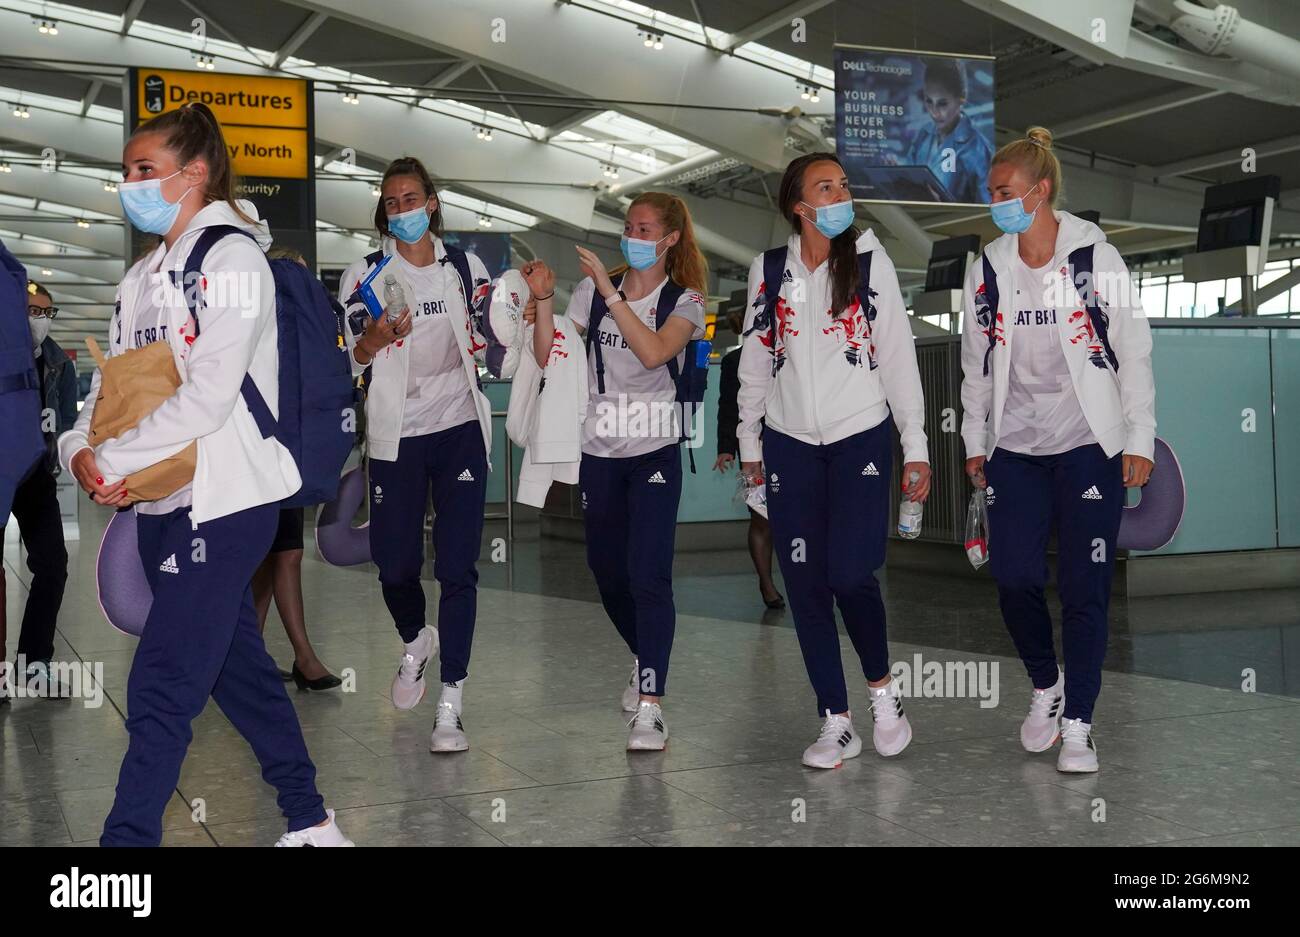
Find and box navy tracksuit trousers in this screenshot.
[764,420,894,716]
[579,442,682,698]
[102,502,326,846]
[984,443,1124,724]
[368,419,487,683]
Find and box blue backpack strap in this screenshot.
[441,244,475,312]
[178,224,282,443]
[759,246,787,358]
[980,253,1000,378]
[655,279,688,386]
[583,273,622,395]
[1069,244,1119,372]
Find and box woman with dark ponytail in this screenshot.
[736,153,931,768]
[60,102,350,846]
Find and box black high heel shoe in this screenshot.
[763,591,786,610]
[292,662,343,691]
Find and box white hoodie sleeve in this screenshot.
[959,259,993,459]
[1096,242,1156,461]
[94,236,276,482]
[735,254,771,464]
[868,249,929,466]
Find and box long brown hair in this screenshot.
[779,153,859,317]
[611,192,708,295]
[131,102,253,224]
[374,156,443,239]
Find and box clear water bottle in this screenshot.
[897,470,922,539]
[382,274,406,322]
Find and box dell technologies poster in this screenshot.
[834,45,995,206]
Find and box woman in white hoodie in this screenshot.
[737,153,931,769]
[960,127,1155,773]
[61,103,349,846]
[338,157,495,753]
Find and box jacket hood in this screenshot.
[985,210,1106,268]
[786,226,885,259]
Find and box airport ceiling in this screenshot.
[2,0,1299,345]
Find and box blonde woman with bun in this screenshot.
[959,126,1156,774]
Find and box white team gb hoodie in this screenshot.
[736,228,929,466]
[338,236,494,464]
[960,210,1156,462]
[492,270,588,507]
[58,199,301,525]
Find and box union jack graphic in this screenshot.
[823,289,878,369]
[548,328,569,365]
[1068,308,1109,370]
[974,281,1004,350]
[745,280,797,375]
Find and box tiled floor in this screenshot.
[2,508,1298,847]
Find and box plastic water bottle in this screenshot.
[382,274,406,322]
[897,471,922,539]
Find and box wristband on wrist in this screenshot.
[535,291,554,302]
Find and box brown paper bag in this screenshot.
[85,337,196,504]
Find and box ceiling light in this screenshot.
[103,180,118,192]
[76,219,89,229]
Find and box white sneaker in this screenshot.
[620,659,640,712]
[1021,671,1064,752]
[391,626,437,711]
[273,808,354,847]
[801,710,862,769]
[1057,718,1099,773]
[626,700,668,751]
[430,681,469,752]
[868,679,912,757]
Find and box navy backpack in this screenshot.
[979,244,1118,377]
[0,239,43,519]
[758,246,876,370]
[178,226,355,508]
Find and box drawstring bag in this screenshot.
[85,337,196,504]
[965,489,989,569]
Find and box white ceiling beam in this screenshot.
[1142,134,1300,181]
[78,78,104,117]
[119,0,146,35]
[272,11,329,69]
[540,109,602,141]
[719,0,835,53]
[281,0,799,172]
[1053,88,1225,139]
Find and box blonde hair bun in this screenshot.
[1026,126,1054,150]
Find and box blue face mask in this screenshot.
[387,203,432,244]
[800,199,855,239]
[118,169,193,236]
[989,182,1042,234]
[620,234,668,271]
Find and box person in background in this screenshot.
[1,280,75,701]
[713,308,783,610]
[905,57,993,205]
[251,246,340,691]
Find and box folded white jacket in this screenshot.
[503,307,588,508]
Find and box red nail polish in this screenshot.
[96,476,103,484]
